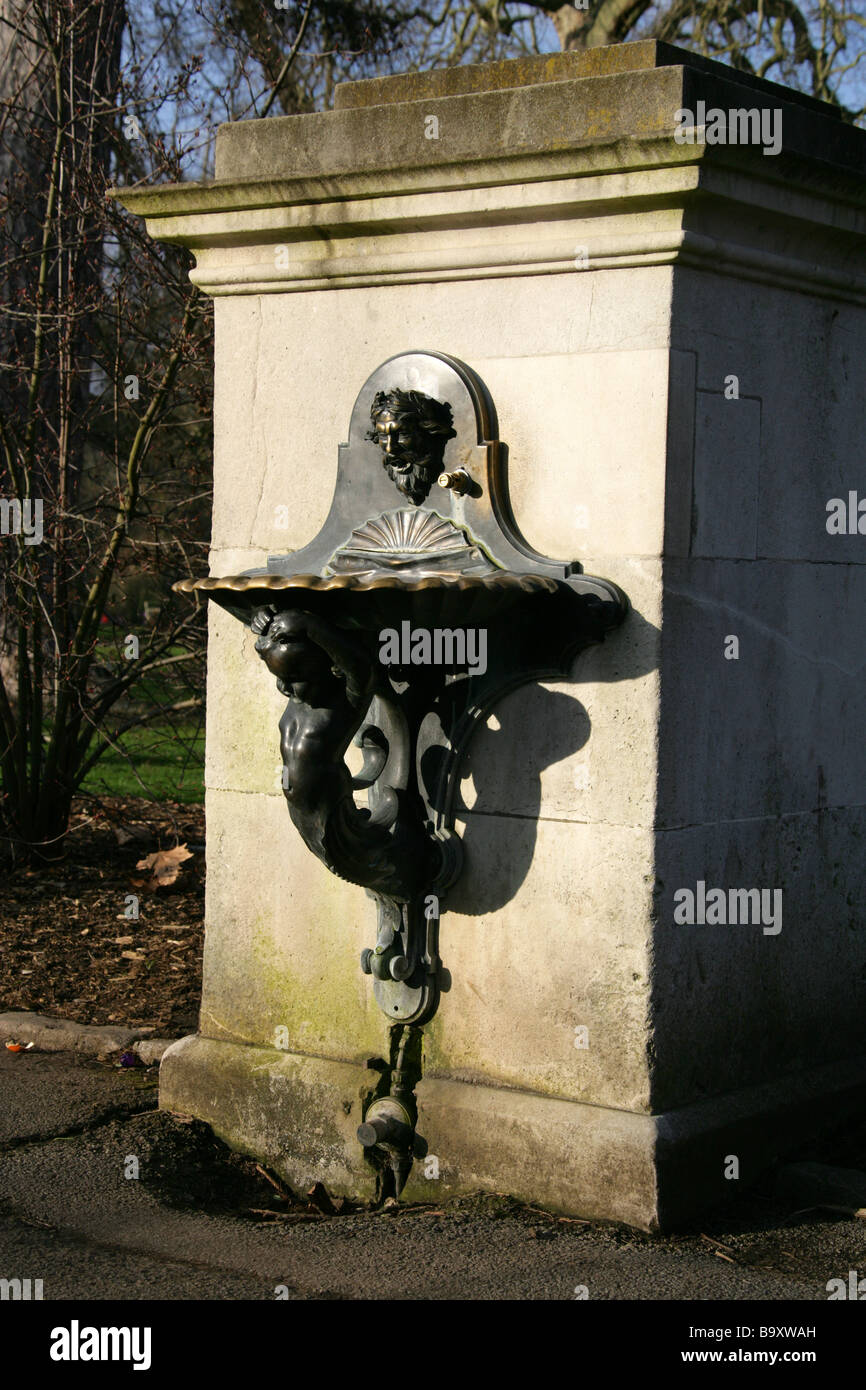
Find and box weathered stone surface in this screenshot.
[652,809,866,1111]
[134,1040,176,1066]
[333,40,841,117]
[160,1035,866,1230]
[116,41,866,1226]
[200,787,655,1109]
[0,1011,140,1058]
[112,44,866,301]
[216,67,687,182]
[213,61,864,187]
[334,41,671,108]
[160,1036,381,1203]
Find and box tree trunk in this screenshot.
[0,0,125,858]
[551,3,592,49]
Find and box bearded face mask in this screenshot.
[366,388,456,505]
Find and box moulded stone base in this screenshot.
[159,1034,866,1231]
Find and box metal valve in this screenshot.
[437,468,472,495]
[357,1094,415,1195]
[360,946,410,980]
[357,1105,412,1151]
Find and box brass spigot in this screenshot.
[437,468,472,495]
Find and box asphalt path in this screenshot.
[2,1050,866,1303]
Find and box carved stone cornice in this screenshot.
[111,46,866,303]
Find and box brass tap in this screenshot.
[437,468,472,496]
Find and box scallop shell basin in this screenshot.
[175,509,558,632]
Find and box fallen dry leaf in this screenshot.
[1,792,204,1040]
[135,844,194,891]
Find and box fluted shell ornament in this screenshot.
[325,508,496,579]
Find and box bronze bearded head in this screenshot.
[366,388,456,505]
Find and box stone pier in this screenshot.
[117,40,866,1229]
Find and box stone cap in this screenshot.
[109,39,866,301]
[211,40,866,188]
[334,39,841,122]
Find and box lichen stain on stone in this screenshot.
[208,913,380,1055]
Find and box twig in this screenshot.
[259,0,315,119]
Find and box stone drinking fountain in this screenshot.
[176,348,627,1194]
[115,41,866,1227]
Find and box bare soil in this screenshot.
[0,794,204,1035]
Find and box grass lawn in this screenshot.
[78,721,205,803]
[74,638,206,802]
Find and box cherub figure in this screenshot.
[251,606,430,898]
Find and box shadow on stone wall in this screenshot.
[442,602,659,915]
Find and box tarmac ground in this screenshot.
[2,1048,866,1303]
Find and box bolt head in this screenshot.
[389,955,410,981]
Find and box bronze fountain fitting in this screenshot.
[437,468,472,495]
[173,349,629,1196]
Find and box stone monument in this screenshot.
[116,40,866,1229]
